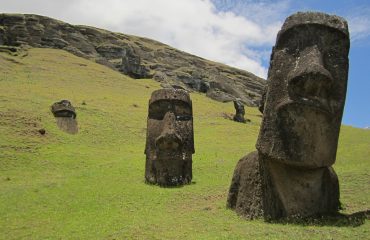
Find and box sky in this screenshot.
[1,0,369,128]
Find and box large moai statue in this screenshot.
[227,12,350,220]
[145,88,194,186]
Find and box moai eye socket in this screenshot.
[148,100,172,120]
[149,100,192,121]
[175,115,192,121]
[174,101,192,121]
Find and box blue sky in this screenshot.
[212,0,370,128]
[1,0,369,128]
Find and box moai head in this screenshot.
[233,99,245,116]
[51,100,78,134]
[233,99,246,123]
[145,88,194,186]
[51,100,76,118]
[256,12,350,168]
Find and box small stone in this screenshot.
[38,129,46,135]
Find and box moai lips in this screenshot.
[227,12,350,220]
[145,88,194,186]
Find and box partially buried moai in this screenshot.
[227,12,350,219]
[51,100,78,134]
[145,88,194,186]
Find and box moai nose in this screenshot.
[288,45,333,100]
[155,112,183,151]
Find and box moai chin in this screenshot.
[145,88,194,186]
[227,12,350,220]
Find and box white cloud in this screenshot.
[0,0,285,78]
[212,0,290,24]
[348,11,370,42]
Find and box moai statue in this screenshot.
[145,88,194,186]
[233,99,246,123]
[51,100,78,134]
[227,12,350,220]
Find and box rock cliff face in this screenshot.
[0,13,266,106]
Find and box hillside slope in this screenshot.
[0,48,369,239]
[0,13,266,106]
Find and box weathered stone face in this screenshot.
[257,12,350,168]
[227,12,349,220]
[145,89,194,186]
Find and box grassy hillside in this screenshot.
[0,48,369,240]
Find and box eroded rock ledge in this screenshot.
[0,13,266,106]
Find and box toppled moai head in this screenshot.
[257,12,350,168]
[145,88,194,186]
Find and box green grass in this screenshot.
[0,48,369,240]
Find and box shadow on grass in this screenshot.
[144,180,196,189]
[269,210,370,227]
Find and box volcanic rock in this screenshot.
[0,13,266,106]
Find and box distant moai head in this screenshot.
[233,99,246,123]
[51,100,76,118]
[145,88,194,186]
[51,100,78,134]
[256,12,350,168]
[233,99,245,115]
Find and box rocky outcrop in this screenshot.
[0,13,266,106]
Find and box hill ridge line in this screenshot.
[0,13,266,106]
